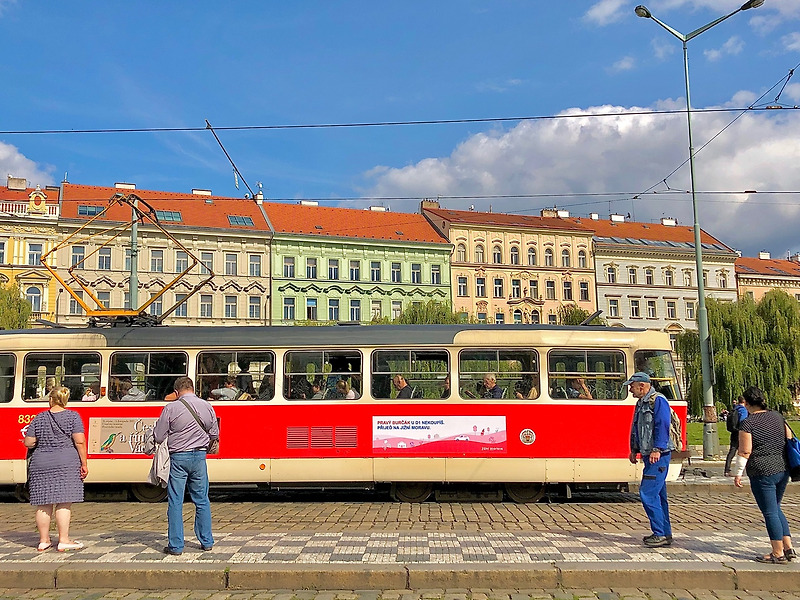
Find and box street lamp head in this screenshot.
[634,5,652,18]
[741,0,765,9]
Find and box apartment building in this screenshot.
[736,252,800,302]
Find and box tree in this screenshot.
[390,300,470,325]
[676,290,800,415]
[557,305,606,326]
[0,283,32,330]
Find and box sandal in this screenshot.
[57,541,84,552]
[37,542,52,552]
[754,553,788,564]
[786,548,797,561]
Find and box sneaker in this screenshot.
[643,534,670,548]
[162,546,182,556]
[200,545,213,551]
[642,534,673,546]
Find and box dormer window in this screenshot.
[228,215,254,226]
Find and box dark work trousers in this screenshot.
[724,431,740,475]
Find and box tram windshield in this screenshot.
[633,349,683,400]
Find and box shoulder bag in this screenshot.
[784,419,800,482]
[178,398,219,454]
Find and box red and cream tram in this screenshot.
[0,324,686,502]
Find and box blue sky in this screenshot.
[1,0,799,257]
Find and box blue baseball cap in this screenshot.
[623,372,651,385]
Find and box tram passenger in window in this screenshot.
[336,379,358,400]
[310,380,325,399]
[289,375,311,399]
[210,376,238,401]
[482,374,503,399]
[393,374,413,399]
[257,371,274,400]
[81,382,100,402]
[236,359,256,396]
[567,377,593,399]
[373,360,392,399]
[350,374,362,399]
[198,356,221,400]
[120,380,146,402]
[514,375,538,399]
[441,376,451,399]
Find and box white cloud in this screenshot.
[786,82,800,102]
[584,0,628,26]
[782,31,800,52]
[703,36,744,61]
[362,99,800,258]
[610,56,636,72]
[0,141,54,188]
[652,0,800,20]
[0,0,17,18]
[651,37,677,60]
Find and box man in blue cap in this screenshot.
[627,371,675,548]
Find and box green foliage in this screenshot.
[557,305,606,326]
[394,300,471,325]
[676,290,800,415]
[0,284,32,330]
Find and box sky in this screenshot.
[1,0,799,258]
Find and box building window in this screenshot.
[475,245,485,263]
[510,246,520,265]
[457,276,468,297]
[456,244,466,262]
[349,260,360,281]
[306,298,317,320]
[545,280,556,300]
[578,250,587,268]
[150,249,164,273]
[719,273,728,288]
[249,296,261,319]
[71,246,85,269]
[411,263,421,284]
[225,253,237,276]
[391,262,401,283]
[666,301,677,319]
[431,264,441,285]
[647,300,657,318]
[224,295,237,319]
[328,298,340,321]
[201,252,213,275]
[703,271,708,287]
[563,281,573,301]
[746,291,754,300]
[149,293,163,317]
[628,268,637,284]
[156,210,182,222]
[28,243,43,266]
[328,259,339,280]
[630,299,640,318]
[371,261,381,282]
[283,297,295,320]
[561,249,571,268]
[493,278,504,298]
[531,310,540,324]
[606,267,617,283]
[477,312,487,323]
[307,258,318,279]
[579,281,589,301]
[249,254,261,277]
[26,287,41,312]
[391,301,402,320]
[349,299,361,321]
[227,215,254,227]
[174,293,187,317]
[664,269,674,286]
[97,291,110,309]
[476,277,486,297]
[175,251,188,273]
[125,248,132,272]
[495,312,505,324]
[0,240,5,263]
[283,257,295,278]
[511,279,521,299]
[69,291,84,315]
[528,247,537,266]
[686,301,696,320]
[530,280,539,299]
[684,271,692,287]
[371,300,382,320]
[548,314,557,325]
[124,292,130,311]
[493,245,502,264]
[200,295,212,318]
[544,248,554,267]
[645,269,654,285]
[513,309,522,324]
[608,298,619,317]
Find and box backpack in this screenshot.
[726,407,740,433]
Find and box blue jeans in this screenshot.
[750,470,791,541]
[167,450,213,552]
[639,452,672,537]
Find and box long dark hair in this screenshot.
[742,386,768,410]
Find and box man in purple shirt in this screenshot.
[153,376,219,555]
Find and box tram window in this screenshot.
[109,352,187,402]
[197,351,275,401]
[284,350,362,400]
[0,353,15,403]
[371,349,449,399]
[458,349,539,400]
[634,350,682,400]
[548,350,626,400]
[23,353,101,403]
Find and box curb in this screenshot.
[0,562,798,592]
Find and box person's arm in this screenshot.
[207,406,219,440]
[733,429,752,488]
[629,408,640,464]
[23,435,37,448]
[650,395,671,461]
[72,432,88,480]
[153,408,170,444]
[577,379,592,399]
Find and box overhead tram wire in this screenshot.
[205,119,256,198]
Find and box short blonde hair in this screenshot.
[49,386,70,407]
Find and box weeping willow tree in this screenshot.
[0,283,32,330]
[676,290,800,415]
[368,299,470,325]
[557,305,606,326]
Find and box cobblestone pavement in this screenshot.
[0,588,798,599]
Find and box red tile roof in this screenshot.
[264,202,449,244]
[565,217,732,248]
[0,186,59,203]
[423,207,590,233]
[736,256,800,277]
[60,184,268,231]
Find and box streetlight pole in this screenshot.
[635,1,764,460]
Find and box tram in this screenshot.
[0,323,686,502]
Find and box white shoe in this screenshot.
[57,541,84,552]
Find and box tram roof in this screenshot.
[3,323,662,350]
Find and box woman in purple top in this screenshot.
[23,386,88,552]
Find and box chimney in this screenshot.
[420,199,440,209]
[556,209,570,218]
[254,191,263,205]
[6,176,27,191]
[790,253,800,263]
[589,213,599,220]
[192,189,212,196]
[540,208,559,218]
[660,217,677,226]
[758,251,771,260]
[367,206,387,212]
[299,200,319,206]
[610,213,625,222]
[114,182,136,190]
